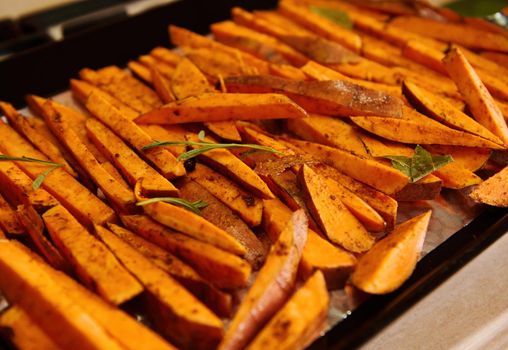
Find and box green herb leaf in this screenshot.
[136,197,208,215]
[446,0,507,18]
[143,132,283,161]
[0,155,64,189]
[309,5,353,29]
[384,145,453,183]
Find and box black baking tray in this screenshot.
[1,1,507,349]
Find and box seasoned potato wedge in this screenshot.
[470,166,508,207]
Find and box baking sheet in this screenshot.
[0,88,485,343]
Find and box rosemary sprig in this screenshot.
[0,155,63,190]
[142,130,282,161]
[136,197,208,215]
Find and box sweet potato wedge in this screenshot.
[16,204,70,272]
[121,215,252,289]
[443,48,508,146]
[278,0,362,52]
[188,164,264,227]
[211,20,307,66]
[247,270,329,350]
[137,191,246,256]
[0,194,24,235]
[139,55,175,80]
[85,93,185,179]
[424,145,491,172]
[150,46,182,66]
[70,79,139,120]
[403,80,504,145]
[219,210,308,350]
[310,163,398,230]
[352,211,432,294]
[171,57,214,99]
[350,116,504,149]
[128,60,152,83]
[169,25,270,75]
[206,121,242,142]
[135,92,307,124]
[0,240,125,350]
[185,132,275,199]
[224,75,403,117]
[150,66,175,103]
[0,305,63,350]
[139,124,188,157]
[390,16,508,52]
[96,225,223,350]
[0,121,115,226]
[299,165,374,253]
[262,198,356,289]
[402,40,447,75]
[301,60,401,96]
[287,139,409,194]
[41,103,136,213]
[470,165,508,207]
[480,51,508,67]
[107,223,232,317]
[85,118,178,196]
[0,161,53,212]
[43,205,143,304]
[179,180,266,268]
[287,115,369,157]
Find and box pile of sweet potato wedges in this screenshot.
[1,0,508,349]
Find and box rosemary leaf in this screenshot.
[136,197,208,215]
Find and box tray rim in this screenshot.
[1,1,507,349]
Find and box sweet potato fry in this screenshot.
[0,194,23,235]
[188,164,264,227]
[206,121,242,142]
[172,57,215,99]
[470,165,508,207]
[169,25,270,75]
[16,204,70,272]
[85,118,178,196]
[403,80,504,145]
[184,47,254,77]
[480,51,508,67]
[219,210,308,350]
[150,66,175,103]
[139,55,175,80]
[150,46,182,66]
[0,305,63,350]
[95,225,223,350]
[262,198,356,289]
[43,205,143,304]
[278,0,362,52]
[0,240,125,350]
[0,101,77,177]
[0,160,58,212]
[107,223,232,317]
[70,79,139,120]
[135,92,307,124]
[179,180,266,269]
[350,116,504,149]
[287,115,369,157]
[247,270,329,350]
[301,60,401,96]
[138,194,246,256]
[0,121,115,226]
[85,92,185,178]
[390,16,508,52]
[128,60,152,83]
[309,163,398,230]
[41,103,136,213]
[287,139,409,194]
[443,48,508,146]
[299,165,374,253]
[139,124,188,157]
[225,75,403,117]
[352,211,431,294]
[211,20,307,66]
[121,215,251,289]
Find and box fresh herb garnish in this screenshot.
[384,145,453,183]
[143,131,282,161]
[309,6,353,29]
[136,197,208,215]
[0,155,63,190]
